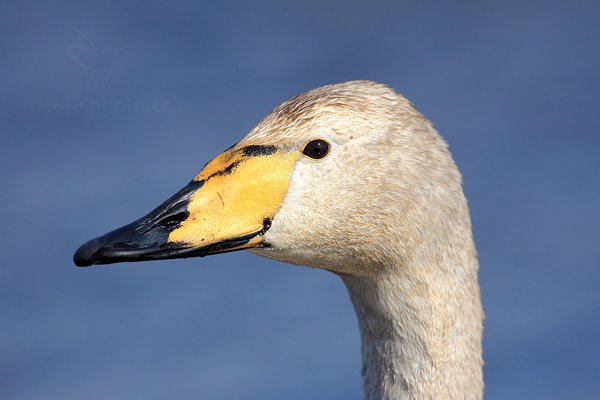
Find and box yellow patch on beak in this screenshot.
[167,146,299,249]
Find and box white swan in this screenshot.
[74,80,483,400]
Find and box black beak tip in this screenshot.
[73,239,100,267]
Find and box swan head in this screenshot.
[74,80,462,277]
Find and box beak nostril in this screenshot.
[158,211,190,230]
[112,241,139,249]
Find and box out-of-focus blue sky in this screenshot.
[1,1,599,399]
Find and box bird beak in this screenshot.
[73,145,299,267]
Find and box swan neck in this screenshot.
[342,266,483,400]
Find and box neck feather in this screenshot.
[342,253,483,400]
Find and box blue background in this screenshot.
[2,1,599,399]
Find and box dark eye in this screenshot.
[302,139,330,159]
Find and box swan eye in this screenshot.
[302,139,330,159]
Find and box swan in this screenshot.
[74,80,484,400]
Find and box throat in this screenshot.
[342,267,483,400]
